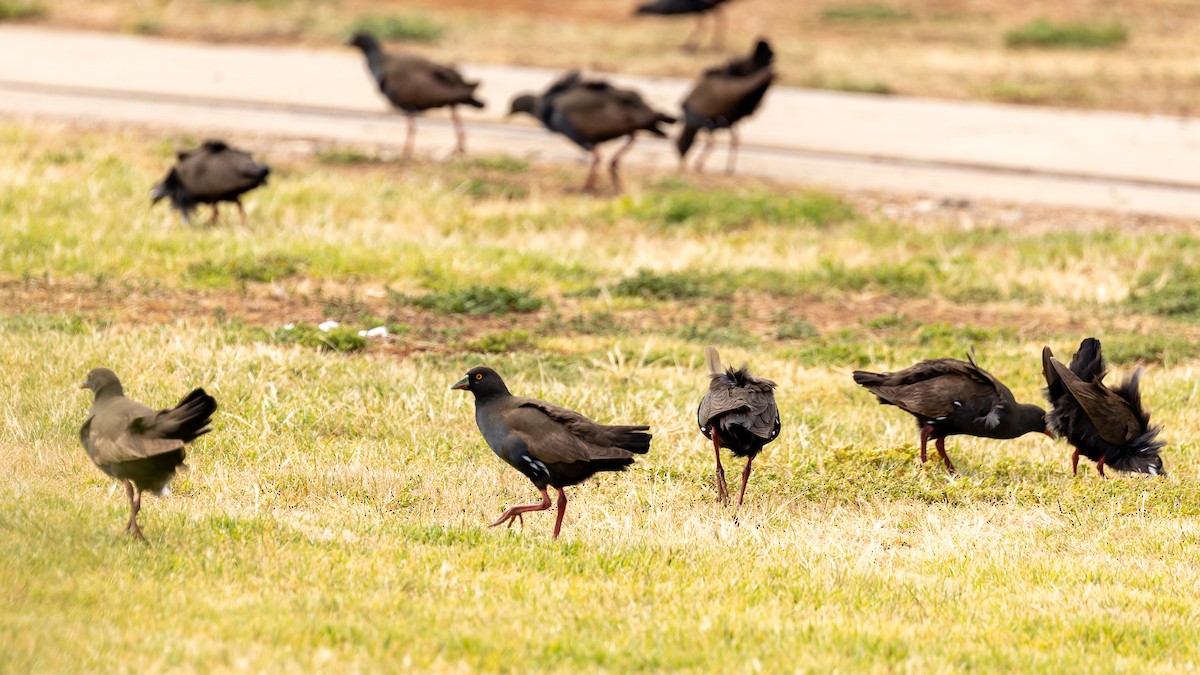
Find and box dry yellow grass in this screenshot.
[2,120,1200,670]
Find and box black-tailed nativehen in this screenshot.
[678,39,774,174]
[347,31,485,155]
[635,0,735,51]
[1042,338,1166,477]
[452,366,651,539]
[697,346,779,507]
[151,139,270,226]
[852,354,1049,473]
[78,368,217,540]
[509,73,674,193]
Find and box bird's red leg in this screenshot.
[128,484,145,541]
[919,425,932,464]
[209,204,220,225]
[694,130,715,173]
[450,106,466,156]
[490,488,552,530]
[1071,448,1080,476]
[608,135,637,193]
[712,427,729,506]
[736,455,754,509]
[582,148,602,193]
[403,114,417,156]
[122,479,136,533]
[935,437,957,474]
[235,199,248,228]
[724,127,739,175]
[552,488,568,540]
[1096,456,1107,479]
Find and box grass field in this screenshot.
[3,121,1200,671]
[11,0,1200,115]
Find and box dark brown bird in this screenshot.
[678,39,774,174]
[697,346,780,507]
[346,31,485,156]
[510,74,675,193]
[853,354,1049,473]
[452,366,651,539]
[150,139,270,226]
[1043,338,1166,478]
[78,368,217,540]
[635,0,734,51]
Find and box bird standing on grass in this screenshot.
[509,74,675,193]
[1042,338,1166,478]
[78,368,217,540]
[678,39,775,174]
[697,346,779,508]
[852,354,1050,473]
[346,31,485,156]
[452,367,651,539]
[150,139,270,226]
[635,0,735,52]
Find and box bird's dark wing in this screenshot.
[1049,357,1143,445]
[683,68,774,120]
[82,399,187,466]
[505,398,648,463]
[379,55,476,109]
[854,358,1002,422]
[176,147,267,198]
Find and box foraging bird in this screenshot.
[678,39,775,174]
[78,368,217,540]
[852,354,1049,473]
[635,0,734,51]
[697,346,779,507]
[1042,338,1166,478]
[150,139,270,226]
[452,366,651,539]
[346,31,485,156]
[509,73,675,193]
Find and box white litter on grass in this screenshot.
[318,320,339,332]
[358,326,389,338]
[282,323,295,330]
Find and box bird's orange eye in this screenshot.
[475,373,483,380]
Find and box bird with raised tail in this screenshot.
[853,353,1050,473]
[697,346,780,507]
[1042,338,1166,477]
[678,39,775,174]
[452,367,651,539]
[78,368,217,540]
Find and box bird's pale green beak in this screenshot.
[79,381,90,390]
[450,375,470,391]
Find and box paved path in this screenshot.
[4,26,1200,216]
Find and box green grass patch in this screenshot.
[273,322,368,352]
[187,255,303,285]
[348,14,444,43]
[611,269,713,301]
[820,4,914,22]
[464,328,533,353]
[1004,19,1128,50]
[1130,265,1200,319]
[0,0,44,20]
[618,189,855,232]
[316,147,386,165]
[404,285,544,315]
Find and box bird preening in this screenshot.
[509,71,676,193]
[150,139,270,226]
[452,366,651,539]
[78,368,217,540]
[697,346,780,508]
[853,353,1050,473]
[1042,338,1166,478]
[346,31,485,156]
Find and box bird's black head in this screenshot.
[508,94,539,117]
[451,366,511,398]
[80,367,124,399]
[150,168,184,206]
[1015,403,1053,439]
[345,31,381,54]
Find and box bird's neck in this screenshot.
[92,382,124,402]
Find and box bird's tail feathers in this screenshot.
[677,122,701,158]
[607,425,652,454]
